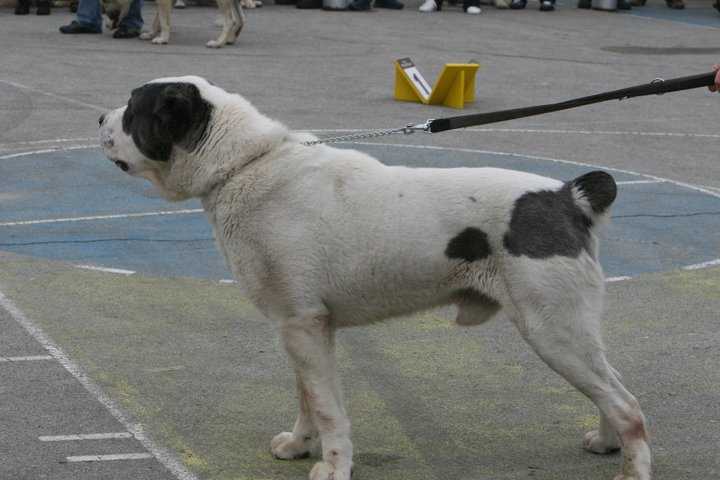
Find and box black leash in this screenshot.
[303,71,716,145]
[427,71,717,133]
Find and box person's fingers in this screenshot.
[710,65,720,92]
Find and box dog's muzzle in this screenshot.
[101,133,114,149]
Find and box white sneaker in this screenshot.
[174,0,186,8]
[419,0,438,11]
[465,4,481,12]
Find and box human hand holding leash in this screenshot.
[710,64,720,92]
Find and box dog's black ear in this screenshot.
[153,84,197,143]
[153,83,211,152]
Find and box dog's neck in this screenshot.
[160,100,289,201]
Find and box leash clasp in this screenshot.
[403,119,434,135]
[651,77,665,95]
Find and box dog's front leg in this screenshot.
[149,0,171,44]
[139,11,160,40]
[271,374,319,459]
[278,311,352,480]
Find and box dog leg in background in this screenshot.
[271,374,319,460]
[139,11,160,41]
[146,0,171,44]
[506,267,651,480]
[207,0,244,48]
[278,309,353,480]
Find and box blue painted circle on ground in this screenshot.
[1,145,719,280]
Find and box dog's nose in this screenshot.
[99,114,106,126]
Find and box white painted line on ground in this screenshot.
[616,180,665,185]
[0,79,108,113]
[0,289,200,480]
[350,142,720,201]
[606,276,634,283]
[0,144,97,160]
[76,265,136,276]
[0,144,99,161]
[682,258,720,271]
[464,127,720,140]
[0,209,204,227]
[65,453,154,463]
[219,279,237,284]
[39,432,133,442]
[0,355,54,362]
[0,137,95,149]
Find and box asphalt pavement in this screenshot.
[1,2,719,479]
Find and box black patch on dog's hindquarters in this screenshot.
[122,82,212,162]
[445,227,492,262]
[503,171,616,259]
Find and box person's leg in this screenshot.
[36,0,51,15]
[15,0,30,15]
[75,0,103,29]
[119,0,144,30]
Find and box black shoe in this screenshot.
[59,21,101,33]
[14,0,30,14]
[296,0,322,7]
[617,0,632,8]
[509,0,526,8]
[577,0,590,7]
[348,0,371,9]
[112,24,141,38]
[539,0,554,9]
[375,0,404,8]
[36,0,51,14]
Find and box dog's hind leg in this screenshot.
[277,308,352,480]
[227,0,245,44]
[207,0,244,48]
[505,260,651,480]
[454,289,502,326]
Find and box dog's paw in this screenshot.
[206,39,223,48]
[139,31,154,40]
[583,430,621,455]
[151,36,169,45]
[271,432,312,460]
[309,461,351,480]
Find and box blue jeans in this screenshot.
[77,0,143,30]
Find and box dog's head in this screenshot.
[100,76,287,200]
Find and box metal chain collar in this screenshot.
[301,120,433,146]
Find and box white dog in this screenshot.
[100,0,247,47]
[99,76,652,480]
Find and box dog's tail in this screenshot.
[568,171,617,223]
